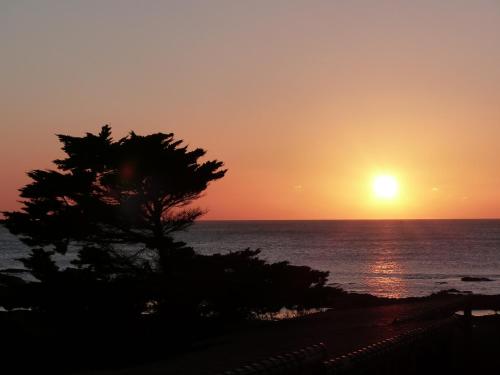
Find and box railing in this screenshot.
[322,316,461,374]
[219,316,463,375]
[219,343,327,375]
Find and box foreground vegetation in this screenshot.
[0,126,331,319]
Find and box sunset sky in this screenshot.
[2,1,500,220]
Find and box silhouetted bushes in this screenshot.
[1,246,330,322]
[188,249,329,320]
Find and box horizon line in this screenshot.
[199,217,500,221]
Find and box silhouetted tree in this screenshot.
[2,126,226,312]
[4,126,224,261]
[1,126,330,321]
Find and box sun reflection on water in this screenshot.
[366,258,408,298]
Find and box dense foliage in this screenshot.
[1,126,329,320]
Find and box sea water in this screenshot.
[2,220,500,298]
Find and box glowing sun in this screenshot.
[373,175,399,199]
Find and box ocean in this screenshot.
[2,220,500,298]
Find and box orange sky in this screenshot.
[2,1,500,219]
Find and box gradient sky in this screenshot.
[2,1,500,219]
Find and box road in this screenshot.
[83,296,463,375]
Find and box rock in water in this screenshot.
[461,276,492,282]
